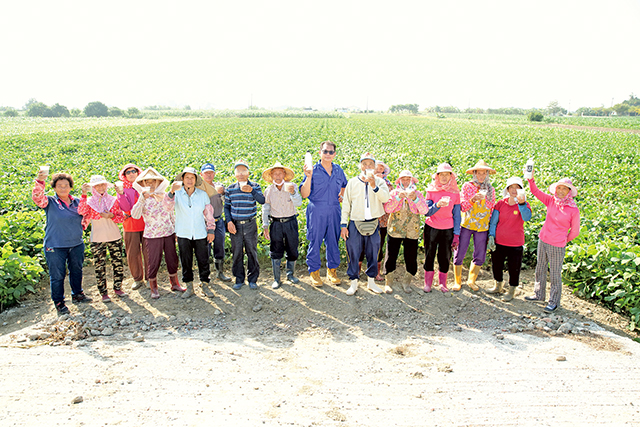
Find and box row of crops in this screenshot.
[1,115,639,329]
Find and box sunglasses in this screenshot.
[322,150,336,155]
[125,169,139,175]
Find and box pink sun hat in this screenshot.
[549,178,578,198]
[395,170,418,185]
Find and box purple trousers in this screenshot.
[453,227,488,266]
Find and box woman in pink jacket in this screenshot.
[525,170,580,313]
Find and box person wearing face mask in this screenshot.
[383,170,429,293]
[524,170,580,313]
[423,163,462,293]
[165,167,216,298]
[300,141,348,287]
[78,175,126,303]
[487,177,532,302]
[224,160,265,290]
[131,168,184,299]
[340,153,390,295]
[261,162,303,289]
[453,160,497,291]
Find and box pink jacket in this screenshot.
[384,186,429,215]
[528,179,580,247]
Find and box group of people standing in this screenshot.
[33,140,580,316]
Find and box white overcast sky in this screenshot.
[1,0,638,111]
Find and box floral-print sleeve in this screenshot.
[204,204,216,232]
[410,190,429,215]
[460,182,476,213]
[384,189,404,214]
[77,196,101,220]
[32,180,49,208]
[110,199,125,224]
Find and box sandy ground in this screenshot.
[1,262,639,426]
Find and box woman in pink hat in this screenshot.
[78,175,126,303]
[383,170,429,293]
[423,163,461,292]
[525,170,580,313]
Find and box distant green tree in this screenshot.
[26,102,51,117]
[23,98,39,111]
[390,103,419,114]
[184,105,191,110]
[528,111,544,122]
[108,107,124,117]
[126,107,142,118]
[70,108,82,117]
[84,101,109,117]
[50,103,70,117]
[546,101,566,116]
[3,109,18,117]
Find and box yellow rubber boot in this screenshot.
[327,268,341,285]
[310,270,323,287]
[452,265,463,291]
[467,263,481,291]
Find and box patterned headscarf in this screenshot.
[87,186,116,213]
[118,163,143,190]
[553,194,578,210]
[471,171,495,200]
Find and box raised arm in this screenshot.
[32,179,49,209]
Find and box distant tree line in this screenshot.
[576,94,640,116]
[13,99,143,118]
[389,104,419,114]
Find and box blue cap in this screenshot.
[201,163,215,172]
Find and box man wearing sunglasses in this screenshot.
[300,141,347,287]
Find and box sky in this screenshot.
[1,0,638,112]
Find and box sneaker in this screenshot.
[232,282,243,290]
[131,281,144,290]
[72,292,93,303]
[114,289,126,297]
[543,303,558,313]
[249,282,258,290]
[524,295,544,302]
[55,301,70,315]
[272,281,281,290]
[101,294,112,303]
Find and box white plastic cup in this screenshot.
[39,165,50,175]
[238,181,247,187]
[115,181,124,191]
[284,182,294,192]
[215,184,224,193]
[441,196,451,206]
[516,189,525,198]
[478,189,488,198]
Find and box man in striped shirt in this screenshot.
[224,160,265,290]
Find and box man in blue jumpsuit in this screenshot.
[300,141,347,287]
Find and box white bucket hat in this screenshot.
[503,177,524,197]
[87,175,114,188]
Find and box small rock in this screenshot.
[496,334,504,340]
[557,323,573,334]
[102,327,114,336]
[557,356,566,362]
[214,310,221,315]
[133,335,144,342]
[72,396,83,404]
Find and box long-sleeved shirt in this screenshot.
[117,187,145,232]
[301,161,347,207]
[424,189,462,235]
[528,179,580,247]
[262,183,303,226]
[460,181,495,232]
[32,180,85,249]
[341,176,390,226]
[488,198,532,247]
[131,194,175,239]
[164,188,215,240]
[224,181,265,223]
[384,186,429,239]
[78,195,125,243]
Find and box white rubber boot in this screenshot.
[346,279,358,296]
[367,276,383,294]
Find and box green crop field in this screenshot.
[1,114,640,327]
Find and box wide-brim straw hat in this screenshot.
[174,167,203,187]
[503,176,524,197]
[133,167,169,195]
[466,159,496,175]
[87,175,114,188]
[262,162,295,183]
[395,170,418,185]
[549,178,578,198]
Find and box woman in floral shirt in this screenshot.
[383,170,429,293]
[453,160,496,291]
[131,168,184,299]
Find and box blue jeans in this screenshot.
[208,217,226,261]
[44,243,85,303]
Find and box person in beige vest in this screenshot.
[78,175,126,303]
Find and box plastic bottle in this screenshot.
[523,158,534,179]
[305,151,313,170]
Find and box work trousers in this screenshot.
[230,218,260,284]
[124,230,148,282]
[491,243,524,287]
[44,243,84,303]
[208,217,226,261]
[454,227,488,266]
[385,236,419,276]
[346,221,380,280]
[533,240,566,306]
[423,225,454,273]
[269,217,299,261]
[145,234,179,280]
[178,237,210,284]
[91,239,124,295]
